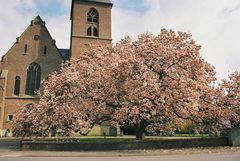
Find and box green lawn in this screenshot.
[0,134,212,143]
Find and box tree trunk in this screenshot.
[136,129,145,140]
[135,120,148,140]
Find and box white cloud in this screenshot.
[0,0,71,55]
[0,0,239,80]
[0,0,36,54]
[43,14,71,49]
[112,0,240,79]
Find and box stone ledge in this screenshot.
[21,137,229,151]
[5,96,40,100]
[72,35,112,41]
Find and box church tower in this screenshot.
[70,0,113,58]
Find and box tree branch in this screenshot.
[172,105,190,120]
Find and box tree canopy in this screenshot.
[12,29,240,140]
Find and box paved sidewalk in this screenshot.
[0,146,239,157]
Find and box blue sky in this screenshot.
[36,0,70,16]
[0,0,240,80]
[113,0,149,14]
[30,0,149,19]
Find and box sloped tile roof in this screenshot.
[59,49,70,60]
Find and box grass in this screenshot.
[0,134,212,143]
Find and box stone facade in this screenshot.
[0,16,63,136]
[0,0,114,137]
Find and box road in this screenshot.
[0,152,239,161]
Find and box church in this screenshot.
[0,0,113,136]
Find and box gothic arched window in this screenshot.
[25,63,41,95]
[87,8,99,23]
[93,27,99,37]
[14,76,21,95]
[87,26,92,36]
[87,8,99,37]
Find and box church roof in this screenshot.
[59,49,70,60]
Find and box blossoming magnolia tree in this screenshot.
[185,72,240,136]
[195,86,226,135]
[219,71,240,128]
[110,29,216,140]
[12,46,115,137]
[12,29,238,140]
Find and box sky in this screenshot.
[0,0,239,80]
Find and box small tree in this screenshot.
[219,71,240,128]
[177,71,240,136]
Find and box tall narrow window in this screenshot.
[24,44,28,53]
[25,63,41,95]
[44,45,47,55]
[93,27,98,37]
[87,8,99,37]
[7,115,13,122]
[87,26,92,36]
[14,76,21,95]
